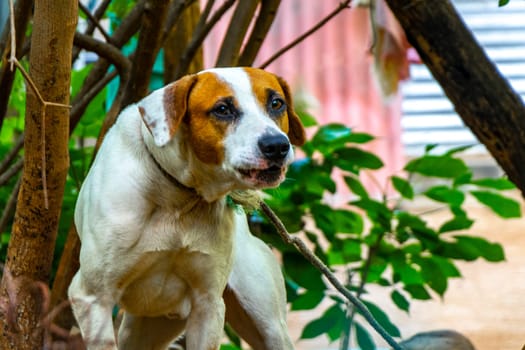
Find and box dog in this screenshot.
[68,67,305,350]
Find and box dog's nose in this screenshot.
[258,134,290,161]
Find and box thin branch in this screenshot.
[259,0,352,69]
[162,0,197,43]
[0,133,23,175]
[199,0,216,26]
[120,0,173,108]
[0,0,33,130]
[260,202,404,350]
[70,0,146,128]
[0,178,20,237]
[72,0,112,62]
[70,70,118,132]
[174,0,237,79]
[0,158,22,187]
[238,0,281,66]
[73,33,131,77]
[78,1,114,45]
[215,0,260,67]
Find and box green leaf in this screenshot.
[425,186,465,206]
[414,256,448,296]
[424,144,439,153]
[334,147,384,171]
[444,144,474,156]
[470,178,516,190]
[391,176,414,199]
[296,110,318,127]
[310,123,352,155]
[391,257,424,285]
[345,132,375,144]
[311,204,364,239]
[499,0,510,6]
[344,175,369,198]
[362,300,401,337]
[404,284,432,300]
[404,155,469,179]
[351,199,392,230]
[439,215,474,233]
[470,190,521,218]
[391,290,410,313]
[300,304,344,339]
[291,290,325,311]
[354,322,376,350]
[283,252,326,291]
[432,256,461,278]
[454,235,505,262]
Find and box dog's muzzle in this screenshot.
[237,133,291,187]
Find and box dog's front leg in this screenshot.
[69,272,117,350]
[185,292,226,350]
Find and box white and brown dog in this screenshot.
[68,67,305,350]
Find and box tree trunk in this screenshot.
[385,0,525,197]
[164,1,203,83]
[0,0,77,348]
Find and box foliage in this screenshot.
[252,113,520,348]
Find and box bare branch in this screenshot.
[0,178,20,244]
[174,0,237,79]
[73,33,131,78]
[71,0,146,129]
[260,202,403,350]
[164,1,204,83]
[162,0,197,42]
[238,0,281,66]
[215,0,260,67]
[199,0,216,25]
[259,0,351,69]
[0,158,22,187]
[120,0,173,108]
[70,70,118,132]
[0,0,33,130]
[0,133,23,175]
[72,0,112,62]
[78,1,114,45]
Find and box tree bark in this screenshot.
[0,0,77,348]
[164,1,203,83]
[385,0,525,197]
[215,0,260,67]
[120,0,172,108]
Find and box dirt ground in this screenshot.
[286,191,525,350]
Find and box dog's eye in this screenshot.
[270,97,286,113]
[211,101,237,120]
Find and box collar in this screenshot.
[143,142,196,195]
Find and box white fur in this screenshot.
[69,68,296,350]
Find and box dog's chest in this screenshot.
[117,203,236,318]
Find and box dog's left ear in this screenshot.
[138,74,198,147]
[277,77,306,146]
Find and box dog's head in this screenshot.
[138,67,305,200]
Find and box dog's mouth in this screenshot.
[237,165,285,186]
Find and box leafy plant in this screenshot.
[253,118,519,349]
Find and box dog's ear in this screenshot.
[138,74,197,147]
[277,77,306,147]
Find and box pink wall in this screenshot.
[204,1,405,199]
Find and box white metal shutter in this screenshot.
[401,0,525,156]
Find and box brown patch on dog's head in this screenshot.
[244,67,306,146]
[184,72,236,165]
